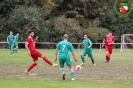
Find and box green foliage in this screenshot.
[7,5,47,41]
[82,27,109,42]
[55,16,82,42]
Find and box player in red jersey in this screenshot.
[25,30,57,75]
[102,31,114,63]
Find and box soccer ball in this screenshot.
[76,65,81,70]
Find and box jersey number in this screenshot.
[62,45,66,52]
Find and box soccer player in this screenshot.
[55,34,77,80]
[80,34,96,66]
[25,30,58,75]
[13,33,19,53]
[102,31,114,63]
[7,31,15,56]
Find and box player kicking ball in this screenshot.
[25,30,58,75]
[7,31,15,56]
[102,31,114,63]
[55,34,78,81]
[13,33,19,53]
[80,34,96,66]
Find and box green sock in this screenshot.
[13,49,15,53]
[10,52,12,55]
[71,72,75,78]
[81,56,85,63]
[15,49,17,53]
[90,57,95,64]
[60,69,65,74]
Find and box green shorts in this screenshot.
[14,43,18,47]
[59,54,72,68]
[8,43,14,49]
[81,49,93,57]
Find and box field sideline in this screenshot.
[0,49,133,88]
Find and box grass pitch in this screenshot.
[0,49,133,88]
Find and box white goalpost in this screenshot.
[121,34,133,52]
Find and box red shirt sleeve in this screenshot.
[26,38,31,44]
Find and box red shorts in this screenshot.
[105,46,113,54]
[30,50,42,61]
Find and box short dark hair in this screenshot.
[28,30,34,35]
[109,31,112,33]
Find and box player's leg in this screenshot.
[105,46,110,63]
[10,44,14,56]
[88,50,96,66]
[25,56,38,75]
[35,50,57,66]
[80,49,86,65]
[14,43,18,53]
[59,58,65,80]
[66,56,75,80]
[108,47,112,62]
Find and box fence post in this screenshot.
[100,43,102,52]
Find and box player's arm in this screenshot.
[70,44,77,62]
[55,43,59,62]
[102,39,105,47]
[71,52,77,62]
[7,36,9,42]
[34,36,39,43]
[55,50,58,61]
[25,42,31,55]
[88,40,92,48]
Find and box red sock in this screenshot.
[27,63,37,72]
[43,56,53,66]
[108,56,110,62]
[106,56,109,62]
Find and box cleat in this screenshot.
[72,78,75,81]
[25,70,31,75]
[52,64,58,67]
[105,61,109,63]
[93,64,96,66]
[80,63,85,66]
[62,74,65,80]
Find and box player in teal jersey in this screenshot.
[80,34,96,66]
[7,31,15,56]
[55,34,77,80]
[13,33,19,53]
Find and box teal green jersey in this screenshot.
[56,40,74,55]
[7,35,15,44]
[82,39,92,49]
[14,36,19,43]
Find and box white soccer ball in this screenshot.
[76,65,81,70]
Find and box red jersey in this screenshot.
[104,35,114,47]
[26,37,36,52]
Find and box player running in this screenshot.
[102,31,114,63]
[25,30,58,75]
[80,34,96,66]
[55,34,77,80]
[13,33,19,53]
[7,31,15,56]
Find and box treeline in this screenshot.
[0,0,133,43]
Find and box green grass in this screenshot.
[0,49,133,88]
